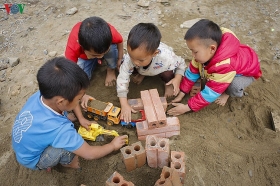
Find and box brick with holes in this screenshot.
[131,141,146,168]
[145,135,170,168]
[106,171,135,186]
[141,90,159,128]
[170,151,186,184]
[154,166,182,186]
[120,146,136,172]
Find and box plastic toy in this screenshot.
[78,123,128,144]
[86,99,121,126]
[120,110,146,128]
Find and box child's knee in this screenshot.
[159,70,175,83]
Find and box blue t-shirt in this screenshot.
[12,91,84,170]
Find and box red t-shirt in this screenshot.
[65,22,123,63]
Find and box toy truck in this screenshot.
[120,110,146,128]
[86,99,121,126]
[78,123,128,144]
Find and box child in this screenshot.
[117,23,186,123]
[65,16,124,86]
[167,19,262,116]
[65,16,124,127]
[12,57,127,170]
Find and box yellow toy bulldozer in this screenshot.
[78,123,128,144]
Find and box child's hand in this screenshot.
[172,91,185,103]
[167,103,190,116]
[166,75,182,96]
[120,104,136,123]
[81,94,95,110]
[111,135,128,150]
[79,117,92,130]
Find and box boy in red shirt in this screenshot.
[65,17,124,128]
[65,16,123,86]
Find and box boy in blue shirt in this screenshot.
[12,57,127,170]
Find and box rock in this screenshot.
[66,7,78,15]
[57,13,64,18]
[137,0,150,7]
[248,170,253,177]
[10,85,21,96]
[0,62,8,71]
[43,49,48,55]
[180,18,204,29]
[48,51,57,57]
[8,57,20,67]
[0,69,6,82]
[157,0,169,2]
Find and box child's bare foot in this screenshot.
[164,84,174,98]
[215,93,230,106]
[105,68,116,86]
[62,155,80,169]
[132,74,145,84]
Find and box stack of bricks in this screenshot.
[154,166,182,186]
[128,97,167,111]
[120,141,146,172]
[106,171,134,186]
[134,89,180,140]
[145,135,170,168]
[170,151,186,184]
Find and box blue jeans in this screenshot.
[36,146,75,170]
[77,44,118,79]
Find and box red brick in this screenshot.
[170,151,186,183]
[145,135,158,168]
[128,97,167,111]
[149,89,167,127]
[138,132,166,141]
[154,177,173,186]
[154,166,183,186]
[140,90,158,128]
[120,146,136,172]
[170,161,186,184]
[106,171,135,186]
[136,117,180,136]
[171,151,185,162]
[106,171,124,185]
[157,138,170,168]
[165,130,180,138]
[131,141,146,168]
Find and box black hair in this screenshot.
[127,23,162,54]
[37,57,90,102]
[78,16,112,53]
[184,19,222,47]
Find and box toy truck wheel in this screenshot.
[94,115,99,121]
[107,120,114,126]
[86,112,94,119]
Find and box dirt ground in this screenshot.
[0,0,280,185]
